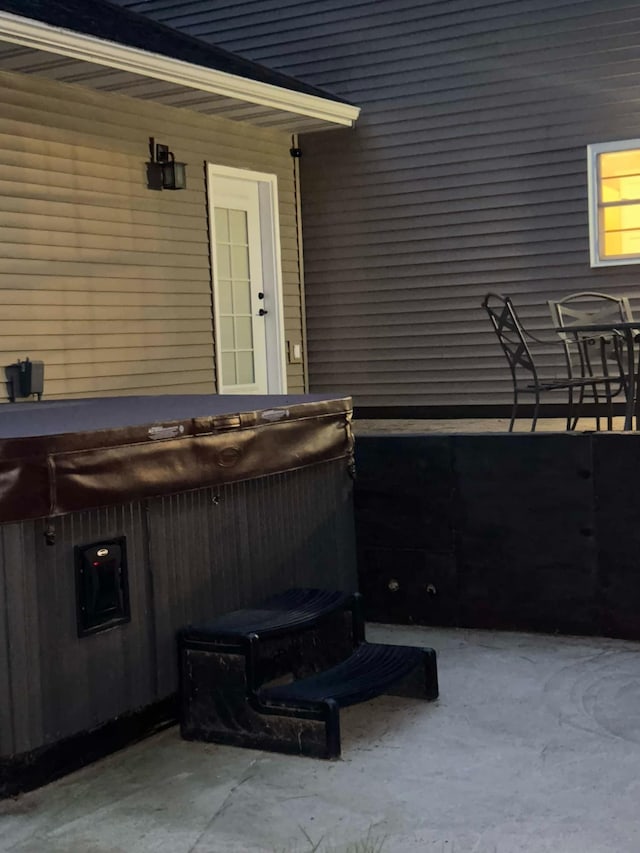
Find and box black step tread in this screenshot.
[258,642,428,709]
[184,588,354,642]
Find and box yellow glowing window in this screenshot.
[589,141,640,265]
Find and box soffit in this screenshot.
[0,12,360,132]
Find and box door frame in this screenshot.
[206,163,287,394]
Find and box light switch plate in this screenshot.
[287,341,303,363]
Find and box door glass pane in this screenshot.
[234,281,251,314]
[214,208,229,242]
[220,317,235,349]
[216,245,231,279]
[215,206,256,388]
[236,352,255,385]
[229,209,248,243]
[219,280,233,314]
[231,245,250,280]
[235,317,253,349]
[220,352,236,385]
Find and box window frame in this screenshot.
[588,138,640,267]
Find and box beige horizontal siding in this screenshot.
[0,331,214,350]
[0,290,211,306]
[0,68,304,400]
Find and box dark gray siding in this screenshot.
[108,1,640,408]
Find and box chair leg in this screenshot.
[571,386,586,431]
[566,387,574,431]
[531,390,540,432]
[592,384,602,431]
[509,387,518,432]
[600,341,614,431]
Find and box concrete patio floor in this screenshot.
[2,623,640,853]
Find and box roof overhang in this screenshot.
[0,11,360,132]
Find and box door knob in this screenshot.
[258,308,268,316]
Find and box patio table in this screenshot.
[557,320,640,430]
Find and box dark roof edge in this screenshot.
[0,0,353,106]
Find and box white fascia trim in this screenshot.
[0,11,361,127]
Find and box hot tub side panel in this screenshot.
[0,459,357,782]
[0,503,155,761]
[148,460,357,696]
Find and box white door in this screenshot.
[208,167,286,395]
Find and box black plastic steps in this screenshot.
[183,587,361,644]
[179,587,438,759]
[259,642,438,708]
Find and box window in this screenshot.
[588,140,640,266]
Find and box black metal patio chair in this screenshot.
[548,291,631,430]
[482,292,618,432]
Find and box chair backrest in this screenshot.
[548,291,632,380]
[482,292,539,385]
[548,291,633,339]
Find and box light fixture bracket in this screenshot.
[147,137,187,191]
[155,142,170,163]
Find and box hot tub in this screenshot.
[0,394,357,796]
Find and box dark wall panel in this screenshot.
[355,435,455,551]
[361,547,458,628]
[355,435,457,625]
[593,434,640,638]
[355,433,640,640]
[454,434,597,634]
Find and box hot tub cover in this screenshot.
[0,394,353,523]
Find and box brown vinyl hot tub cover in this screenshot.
[0,394,353,523]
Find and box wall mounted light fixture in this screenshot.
[147,137,187,190]
[5,357,44,402]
